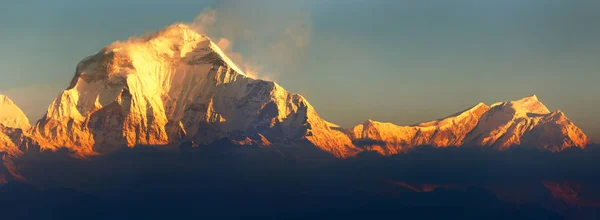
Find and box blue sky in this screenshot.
[0,0,599,140]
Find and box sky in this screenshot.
[0,0,599,141]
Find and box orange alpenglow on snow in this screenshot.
[0,95,30,130]
[0,24,589,158]
[350,95,591,154]
[0,95,35,157]
[31,24,358,157]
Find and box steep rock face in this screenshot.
[0,95,30,130]
[463,95,591,151]
[349,103,490,154]
[0,96,34,156]
[0,125,37,156]
[0,152,26,185]
[21,24,591,158]
[32,24,358,157]
[349,95,591,154]
[0,129,21,157]
[0,97,32,184]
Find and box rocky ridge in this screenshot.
[0,24,592,159]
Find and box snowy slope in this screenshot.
[0,96,35,156]
[349,95,591,154]
[0,96,33,184]
[15,24,591,158]
[0,95,30,130]
[349,103,490,154]
[0,128,21,157]
[32,24,358,157]
[463,95,591,151]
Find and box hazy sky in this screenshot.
[0,0,598,141]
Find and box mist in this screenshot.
[188,1,313,80]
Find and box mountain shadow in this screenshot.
[2,143,600,219]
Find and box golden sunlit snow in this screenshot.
[0,25,592,158]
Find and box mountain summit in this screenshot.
[350,95,591,153]
[31,24,359,157]
[0,24,591,158]
[349,102,491,154]
[463,95,591,151]
[0,95,33,157]
[0,95,30,130]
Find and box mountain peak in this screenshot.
[414,102,489,127]
[0,95,30,130]
[148,23,246,77]
[351,95,589,154]
[32,23,358,157]
[86,23,248,77]
[150,23,206,42]
[23,23,591,158]
[523,94,538,101]
[511,94,550,114]
[463,95,590,150]
[0,95,13,105]
[463,102,490,115]
[77,23,248,87]
[489,95,550,115]
[161,23,194,33]
[105,24,205,51]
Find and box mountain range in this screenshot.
[0,24,593,160]
[1,24,599,220]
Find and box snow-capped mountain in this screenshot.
[0,96,33,184]
[0,95,29,130]
[31,24,359,157]
[0,24,591,159]
[462,95,591,151]
[0,96,34,156]
[349,95,591,154]
[0,127,22,157]
[348,103,490,154]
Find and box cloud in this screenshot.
[190,8,217,34]
[187,3,312,81]
[216,38,232,51]
[0,3,313,125]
